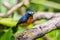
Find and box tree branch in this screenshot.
[33,12,60,21]
[15,17,60,40]
[0,2,23,17]
[17,0,26,16]
[2,1,12,9]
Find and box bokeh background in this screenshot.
[0,0,60,40]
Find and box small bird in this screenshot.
[12,11,33,33]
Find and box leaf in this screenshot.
[36,38,43,40]
[46,30,57,40]
[39,19,47,24]
[0,18,17,27]
[0,28,13,40]
[55,29,60,40]
[31,0,60,9]
[27,24,33,29]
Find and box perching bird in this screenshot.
[12,11,33,33]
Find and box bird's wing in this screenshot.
[16,16,28,26]
[19,16,28,23]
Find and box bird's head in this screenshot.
[26,11,33,16]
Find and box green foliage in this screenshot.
[48,0,60,3]
[30,3,46,12]
[0,18,17,27]
[31,0,60,9]
[0,0,60,40]
[55,29,60,40]
[0,28,13,40]
[36,38,44,40]
[39,19,47,24]
[27,24,33,29]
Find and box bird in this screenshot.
[12,11,33,33]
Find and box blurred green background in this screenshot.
[0,0,60,40]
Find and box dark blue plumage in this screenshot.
[16,11,33,26]
[12,11,33,33]
[17,15,28,24]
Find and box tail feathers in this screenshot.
[12,22,20,33]
[12,25,18,33]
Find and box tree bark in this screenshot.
[16,17,60,40]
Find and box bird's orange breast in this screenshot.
[27,16,33,24]
[20,16,33,26]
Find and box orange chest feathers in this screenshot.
[27,16,33,24]
[20,16,33,26]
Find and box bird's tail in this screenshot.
[12,24,18,33]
